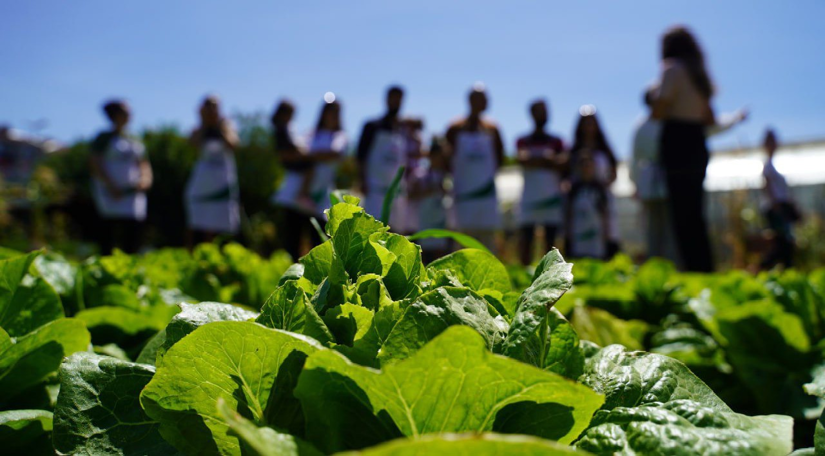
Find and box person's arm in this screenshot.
[356,122,376,193]
[90,155,121,199]
[599,187,610,245]
[188,127,203,149]
[491,125,505,169]
[651,61,679,120]
[707,108,748,137]
[312,132,347,162]
[137,159,153,191]
[444,124,460,174]
[565,185,575,245]
[516,138,552,168]
[220,121,239,151]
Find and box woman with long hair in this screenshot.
[184,95,240,247]
[270,99,318,259]
[568,105,620,257]
[650,26,716,272]
[305,97,347,217]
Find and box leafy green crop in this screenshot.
[0,198,809,454]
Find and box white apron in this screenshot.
[92,135,147,221]
[569,185,606,259]
[363,130,409,227]
[519,145,563,226]
[307,130,347,218]
[185,139,240,234]
[451,131,500,231]
[272,171,305,210]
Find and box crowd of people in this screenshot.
[29,25,801,270]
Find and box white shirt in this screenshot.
[763,159,791,204]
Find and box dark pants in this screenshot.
[100,218,144,255]
[519,224,558,265]
[761,203,796,269]
[280,207,322,261]
[660,120,714,272]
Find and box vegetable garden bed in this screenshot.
[1,197,822,455]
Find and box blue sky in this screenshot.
[2,1,824,157]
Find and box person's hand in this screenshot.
[136,179,151,192]
[735,107,750,124]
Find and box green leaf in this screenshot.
[334,433,585,456]
[141,321,322,456]
[0,318,90,405]
[804,366,825,454]
[3,275,64,337]
[296,326,603,453]
[380,166,405,225]
[136,301,257,365]
[257,281,333,345]
[576,344,793,455]
[300,241,334,286]
[516,308,584,379]
[75,306,168,347]
[217,398,323,456]
[407,229,491,253]
[326,196,367,237]
[427,249,511,294]
[332,212,391,280]
[569,307,649,351]
[378,233,424,300]
[33,252,77,297]
[0,409,53,455]
[86,284,143,311]
[378,287,507,364]
[324,303,374,346]
[53,352,180,455]
[502,249,573,360]
[714,299,814,415]
[0,252,40,332]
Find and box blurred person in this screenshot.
[408,136,450,263]
[565,151,609,259]
[185,95,240,246]
[649,26,717,272]
[89,100,152,254]
[305,97,347,217]
[568,105,620,257]
[516,99,567,264]
[397,117,425,233]
[760,129,800,269]
[631,87,748,262]
[444,85,505,251]
[270,99,322,259]
[357,85,419,228]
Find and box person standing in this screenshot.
[90,100,152,254]
[565,152,609,259]
[185,95,240,246]
[516,99,567,264]
[568,105,620,257]
[631,87,748,263]
[444,85,505,251]
[356,86,416,226]
[305,98,347,217]
[630,89,672,260]
[649,26,717,272]
[270,99,321,259]
[408,136,450,262]
[760,129,800,269]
